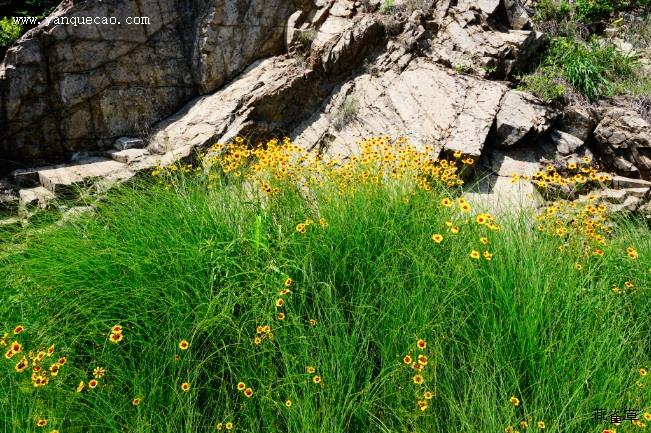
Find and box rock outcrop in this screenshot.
[0,0,650,222]
[0,0,313,172]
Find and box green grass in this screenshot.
[1,165,650,433]
[534,0,651,25]
[520,36,644,101]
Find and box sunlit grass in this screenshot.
[0,137,650,433]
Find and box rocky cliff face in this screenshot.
[0,0,311,172]
[1,0,650,217]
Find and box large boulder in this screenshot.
[0,0,313,172]
[491,90,555,148]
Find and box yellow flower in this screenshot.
[483,251,493,261]
[244,387,254,397]
[284,277,293,287]
[216,423,223,430]
[519,420,528,429]
[639,368,648,376]
[413,374,424,385]
[431,233,443,243]
[225,422,233,430]
[132,397,142,406]
[93,367,106,378]
[296,223,307,234]
[88,379,98,389]
[575,263,582,270]
[403,355,412,365]
[76,381,85,392]
[440,198,453,207]
[181,382,190,392]
[417,354,428,366]
[277,312,286,320]
[505,427,514,433]
[14,357,28,373]
[450,226,460,234]
[423,390,434,400]
[36,419,47,428]
[319,218,329,228]
[179,340,189,350]
[13,325,24,334]
[480,237,489,245]
[312,375,322,384]
[307,365,316,374]
[459,202,472,212]
[275,298,284,308]
[237,382,246,391]
[285,399,292,408]
[309,319,317,326]
[509,396,520,406]
[643,413,651,421]
[417,400,428,411]
[537,420,545,429]
[417,339,427,350]
[469,250,480,260]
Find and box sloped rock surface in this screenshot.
[5,0,649,220]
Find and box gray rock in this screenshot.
[594,108,650,149]
[37,158,134,196]
[550,130,584,155]
[19,187,55,209]
[503,0,531,30]
[559,105,597,142]
[1,0,313,172]
[114,137,145,151]
[593,107,651,178]
[492,90,555,148]
[612,175,651,189]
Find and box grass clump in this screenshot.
[520,36,641,100]
[534,0,651,24]
[518,66,567,102]
[1,137,651,432]
[331,96,360,131]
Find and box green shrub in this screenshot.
[518,66,568,102]
[533,0,573,22]
[534,0,651,24]
[380,0,396,14]
[0,17,23,48]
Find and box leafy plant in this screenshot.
[0,17,22,47]
[518,66,568,102]
[380,0,396,14]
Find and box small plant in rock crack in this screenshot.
[297,29,317,49]
[380,0,396,14]
[331,97,360,131]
